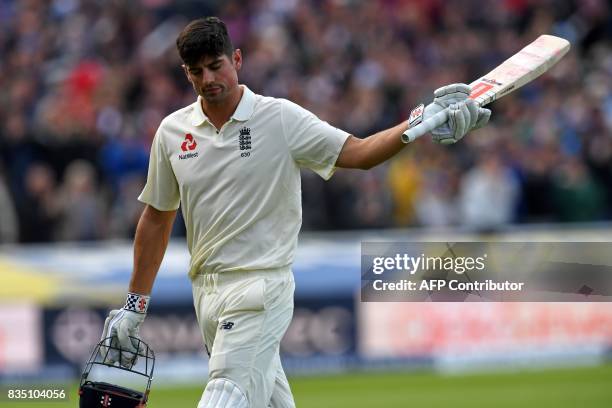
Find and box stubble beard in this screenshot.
[198,85,227,105]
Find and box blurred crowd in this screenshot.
[0,0,610,243]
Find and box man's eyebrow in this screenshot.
[186,59,223,70]
[206,58,223,67]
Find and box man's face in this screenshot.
[183,49,242,104]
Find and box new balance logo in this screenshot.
[238,127,251,151]
[220,321,234,330]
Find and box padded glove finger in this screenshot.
[116,315,139,354]
[473,107,491,129]
[433,83,471,101]
[464,98,479,130]
[115,310,146,368]
[100,309,121,364]
[448,102,468,142]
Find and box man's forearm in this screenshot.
[336,121,409,170]
[360,121,409,169]
[129,205,177,295]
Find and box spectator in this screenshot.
[107,175,146,239]
[415,168,459,228]
[458,152,520,231]
[0,0,609,241]
[387,151,422,226]
[552,157,606,222]
[17,163,60,243]
[0,169,18,243]
[55,160,106,241]
[519,144,558,223]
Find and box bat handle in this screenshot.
[401,109,449,143]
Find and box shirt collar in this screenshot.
[190,85,255,127]
[231,85,256,122]
[190,96,208,127]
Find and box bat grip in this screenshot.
[402,109,449,143]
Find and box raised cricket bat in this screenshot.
[403,34,570,142]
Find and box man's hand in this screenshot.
[99,293,149,368]
[428,84,491,144]
[404,84,491,145]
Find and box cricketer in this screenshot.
[100,16,489,408]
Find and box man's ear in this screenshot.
[233,49,242,71]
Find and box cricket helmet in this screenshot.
[79,336,155,408]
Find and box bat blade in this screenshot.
[402,34,570,143]
[469,34,571,106]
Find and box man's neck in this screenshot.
[201,85,243,131]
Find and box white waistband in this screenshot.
[192,266,292,289]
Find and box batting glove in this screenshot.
[405,83,491,145]
[99,292,149,368]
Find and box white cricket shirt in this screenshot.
[138,85,350,279]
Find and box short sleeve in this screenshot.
[138,127,180,211]
[280,100,350,180]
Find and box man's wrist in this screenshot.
[123,292,150,314]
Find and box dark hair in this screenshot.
[176,17,234,66]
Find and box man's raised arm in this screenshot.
[335,83,491,170]
[335,122,408,170]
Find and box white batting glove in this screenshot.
[405,84,491,144]
[99,292,149,368]
[443,98,480,143]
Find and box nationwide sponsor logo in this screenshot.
[181,133,197,152]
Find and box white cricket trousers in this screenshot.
[192,267,296,408]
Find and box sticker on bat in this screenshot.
[470,82,494,99]
[482,78,503,86]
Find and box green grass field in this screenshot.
[6,364,612,407]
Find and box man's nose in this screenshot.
[202,69,215,83]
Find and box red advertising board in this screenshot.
[359,303,612,357]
